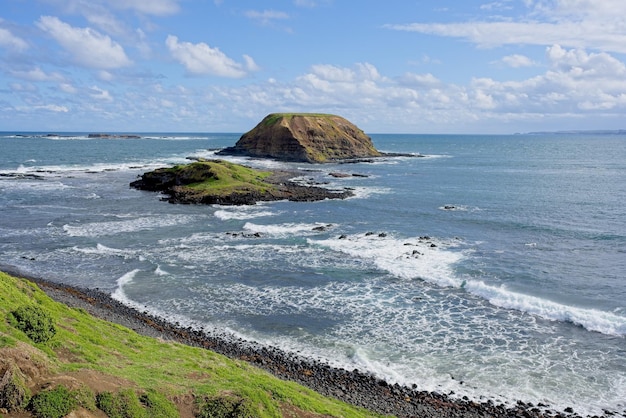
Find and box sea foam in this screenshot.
[466,281,626,336]
[313,232,626,337]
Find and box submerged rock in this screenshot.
[218,113,382,163]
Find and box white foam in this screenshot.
[312,232,626,337]
[438,204,481,212]
[111,269,140,304]
[346,186,392,199]
[63,214,195,237]
[1,158,189,178]
[243,222,334,237]
[466,281,626,336]
[155,265,170,276]
[312,233,463,288]
[72,243,137,259]
[214,205,278,220]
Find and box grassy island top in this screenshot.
[166,160,274,194]
[261,113,339,127]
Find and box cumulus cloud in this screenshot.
[166,35,257,78]
[499,54,537,68]
[36,16,132,69]
[0,27,29,51]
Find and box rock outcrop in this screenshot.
[130,160,353,205]
[218,113,382,163]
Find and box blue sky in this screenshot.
[1,0,626,134]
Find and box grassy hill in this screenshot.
[0,271,383,417]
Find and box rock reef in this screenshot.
[218,113,382,163]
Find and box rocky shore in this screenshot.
[3,267,607,418]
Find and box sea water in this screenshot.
[1,132,625,416]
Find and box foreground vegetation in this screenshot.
[0,271,383,417]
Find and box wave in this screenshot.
[63,214,195,237]
[313,232,626,337]
[155,265,170,276]
[243,222,335,238]
[214,205,279,221]
[438,204,482,212]
[466,281,626,336]
[312,232,464,288]
[111,269,140,304]
[72,243,137,259]
[0,158,189,178]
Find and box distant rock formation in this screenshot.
[218,113,382,163]
[88,133,141,139]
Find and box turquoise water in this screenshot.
[1,132,625,415]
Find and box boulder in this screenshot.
[218,113,381,163]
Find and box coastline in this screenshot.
[1,266,592,418]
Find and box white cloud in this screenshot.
[399,72,440,87]
[0,27,29,51]
[480,1,513,11]
[545,0,626,20]
[108,0,180,16]
[499,54,537,68]
[36,16,132,69]
[51,0,180,17]
[546,45,626,77]
[36,104,69,112]
[166,35,255,78]
[89,85,113,101]
[245,10,290,25]
[310,64,355,82]
[10,67,65,82]
[60,83,77,94]
[243,55,260,72]
[98,70,114,81]
[385,1,626,54]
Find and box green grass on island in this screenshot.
[166,160,275,194]
[0,271,385,417]
[261,113,337,127]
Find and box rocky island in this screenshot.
[217,113,382,163]
[130,159,352,205]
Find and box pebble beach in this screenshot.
[7,268,607,418]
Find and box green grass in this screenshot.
[262,113,337,127]
[0,271,385,417]
[168,160,274,195]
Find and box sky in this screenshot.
[1,0,626,134]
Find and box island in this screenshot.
[217,113,382,163]
[129,159,352,205]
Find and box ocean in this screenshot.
[1,132,624,416]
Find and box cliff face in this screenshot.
[219,113,381,163]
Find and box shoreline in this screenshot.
[1,266,597,418]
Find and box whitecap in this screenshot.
[111,269,140,304]
[63,214,195,237]
[243,222,334,237]
[72,243,137,259]
[465,281,626,337]
[311,233,464,288]
[155,265,170,276]
[214,205,278,221]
